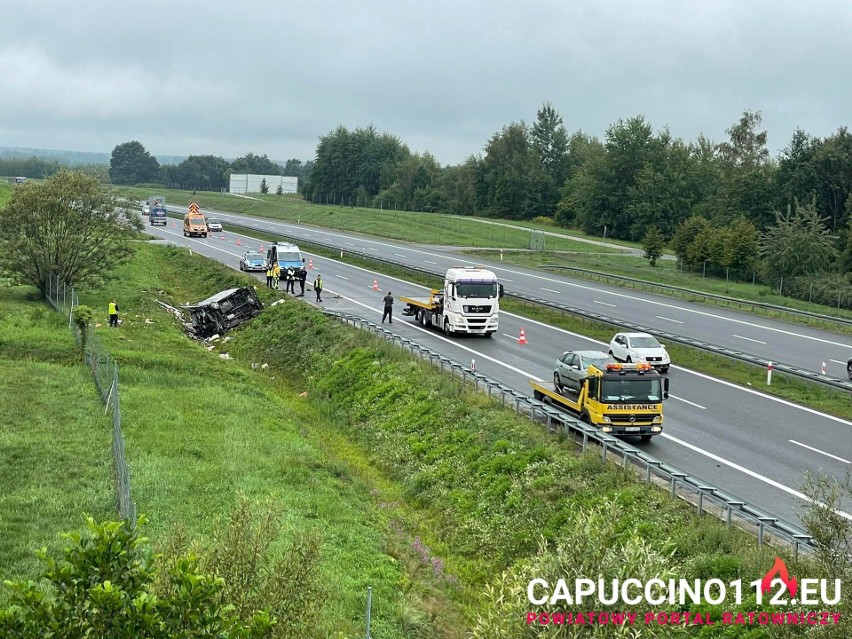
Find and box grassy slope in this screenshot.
[0,182,13,209]
[0,289,114,584]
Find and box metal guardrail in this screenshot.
[324,309,817,558]
[210,216,852,394]
[539,264,852,326]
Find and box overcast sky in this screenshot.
[2,0,851,165]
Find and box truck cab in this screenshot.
[265,242,304,270]
[149,195,167,226]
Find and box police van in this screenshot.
[265,242,304,270]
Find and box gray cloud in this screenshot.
[2,0,851,164]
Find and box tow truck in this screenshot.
[530,362,669,441]
[400,266,503,336]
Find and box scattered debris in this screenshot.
[208,334,221,342]
[221,336,232,343]
[156,300,186,322]
[261,363,269,370]
[299,391,308,398]
[219,353,232,360]
[270,299,285,307]
[144,318,154,324]
[251,363,260,369]
[95,323,102,328]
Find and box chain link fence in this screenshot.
[45,275,137,525]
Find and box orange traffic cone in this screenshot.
[308,259,314,269]
[171,220,176,227]
[259,245,264,252]
[518,327,527,345]
[219,233,224,240]
[371,279,380,291]
[236,238,241,246]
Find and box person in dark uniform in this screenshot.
[297,265,307,296]
[285,266,296,293]
[382,292,394,323]
[313,274,323,302]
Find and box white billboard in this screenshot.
[229,174,298,194]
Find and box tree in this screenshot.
[170,155,230,191]
[230,153,283,176]
[642,226,665,266]
[109,141,161,185]
[530,102,569,215]
[0,516,273,638]
[260,178,269,194]
[761,199,837,281]
[672,215,711,269]
[0,171,141,294]
[276,184,283,196]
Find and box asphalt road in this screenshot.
[161,205,852,381]
[146,219,852,528]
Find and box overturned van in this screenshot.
[182,287,263,339]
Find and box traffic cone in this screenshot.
[171,220,176,227]
[371,279,380,291]
[518,327,527,345]
[259,245,264,252]
[308,259,314,269]
[236,238,241,246]
[219,233,224,240]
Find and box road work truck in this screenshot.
[530,362,669,441]
[183,201,207,238]
[400,266,503,336]
[148,195,167,226]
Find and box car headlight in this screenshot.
[653,415,662,423]
[651,426,662,432]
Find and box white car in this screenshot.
[608,332,670,373]
[142,204,150,215]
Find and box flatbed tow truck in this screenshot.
[530,362,669,441]
[400,266,502,336]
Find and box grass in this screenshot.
[214,218,852,421]
[0,288,114,587]
[3,241,845,636]
[0,181,13,209]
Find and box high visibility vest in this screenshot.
[266,268,273,277]
[314,278,323,290]
[108,302,117,314]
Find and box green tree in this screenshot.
[71,305,94,358]
[276,184,283,196]
[0,517,273,638]
[0,171,141,293]
[672,215,711,268]
[642,226,665,266]
[170,155,230,191]
[259,178,269,194]
[230,153,283,176]
[109,141,161,185]
[761,199,838,281]
[530,101,569,216]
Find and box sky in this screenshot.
[3,0,852,166]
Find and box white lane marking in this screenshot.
[346,242,354,245]
[395,253,405,257]
[594,300,616,307]
[789,440,850,464]
[542,287,562,294]
[733,334,767,345]
[148,226,852,515]
[369,248,379,252]
[424,260,437,265]
[663,432,852,520]
[206,226,852,429]
[502,279,514,283]
[830,359,847,366]
[657,316,684,324]
[219,212,852,349]
[670,396,706,409]
[334,274,349,280]
[502,334,519,341]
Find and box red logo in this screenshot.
[761,557,798,598]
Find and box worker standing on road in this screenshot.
[265,264,273,288]
[382,292,394,324]
[297,264,307,297]
[273,262,281,289]
[108,300,120,327]
[286,266,295,294]
[313,274,323,303]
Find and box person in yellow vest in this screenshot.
[265,264,274,288]
[313,274,323,303]
[273,262,281,289]
[108,300,120,327]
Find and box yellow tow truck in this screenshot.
[530,362,669,441]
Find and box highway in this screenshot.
[161,204,852,381]
[146,218,852,527]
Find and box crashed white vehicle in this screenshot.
[608,332,670,373]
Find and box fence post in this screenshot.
[365,586,372,639]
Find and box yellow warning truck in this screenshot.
[183,201,208,238]
[530,362,668,441]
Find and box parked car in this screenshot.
[239,251,267,272]
[142,204,150,215]
[207,218,223,232]
[609,332,670,372]
[847,357,852,380]
[554,350,616,392]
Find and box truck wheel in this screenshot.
[443,319,451,335]
[485,331,494,338]
[641,435,653,442]
[533,390,543,401]
[660,366,669,373]
[553,372,562,391]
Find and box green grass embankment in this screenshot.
[0,288,114,586]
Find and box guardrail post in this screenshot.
[645,460,663,484]
[601,441,608,462]
[670,472,688,499]
[792,534,812,561]
[726,501,745,527]
[757,516,777,546]
[581,431,588,452]
[696,486,716,516]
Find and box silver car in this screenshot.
[554,350,615,392]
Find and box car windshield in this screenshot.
[630,336,661,349]
[246,254,263,261]
[600,378,662,402]
[583,356,613,371]
[277,251,301,263]
[456,282,498,298]
[208,219,220,224]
